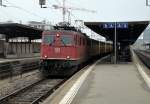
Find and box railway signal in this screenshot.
[0,0,6,7]
[146,0,150,6]
[39,0,46,8]
[0,0,2,6]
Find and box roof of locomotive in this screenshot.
[43,25,88,38]
[53,25,81,32]
[43,30,87,37]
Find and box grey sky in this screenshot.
[0,0,150,24]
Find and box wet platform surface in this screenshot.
[71,63,150,104]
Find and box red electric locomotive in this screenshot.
[40,25,88,76]
[40,24,112,77]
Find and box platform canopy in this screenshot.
[84,21,149,46]
[0,23,43,40]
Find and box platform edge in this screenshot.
[131,48,150,88]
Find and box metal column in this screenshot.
[114,22,117,64]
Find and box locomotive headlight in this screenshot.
[56,33,60,37]
[66,56,70,59]
[44,55,48,58]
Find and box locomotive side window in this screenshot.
[83,38,85,46]
[43,35,54,44]
[80,37,82,45]
[74,35,78,45]
[61,35,73,46]
[78,36,80,45]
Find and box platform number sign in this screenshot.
[103,23,114,29]
[117,23,128,29]
[103,23,128,29]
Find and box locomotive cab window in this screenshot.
[61,35,74,46]
[43,35,54,44]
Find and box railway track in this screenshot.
[0,61,40,79]
[0,78,65,104]
[0,70,42,98]
[134,50,150,69]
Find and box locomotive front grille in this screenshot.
[54,47,61,53]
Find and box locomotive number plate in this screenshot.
[54,47,60,53]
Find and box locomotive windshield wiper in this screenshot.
[49,39,66,46]
[49,39,56,46]
[60,39,67,46]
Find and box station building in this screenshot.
[0,23,43,58]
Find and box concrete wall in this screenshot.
[6,42,40,58]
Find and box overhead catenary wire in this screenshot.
[55,0,62,5]
[3,0,48,21]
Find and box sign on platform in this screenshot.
[103,23,128,29]
[117,23,128,29]
[103,23,114,29]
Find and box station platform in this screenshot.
[71,63,150,104]
[43,55,150,104]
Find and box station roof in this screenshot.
[84,21,149,45]
[0,23,43,40]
